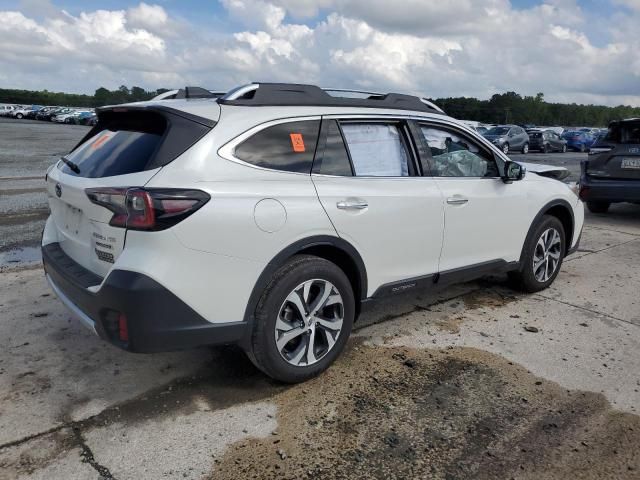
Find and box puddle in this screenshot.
[0,246,41,268]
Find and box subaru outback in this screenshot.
[42,83,584,383]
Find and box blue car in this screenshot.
[561,130,596,152]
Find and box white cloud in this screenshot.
[0,1,639,107]
[127,2,168,30]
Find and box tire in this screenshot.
[561,144,567,153]
[579,144,586,153]
[586,201,610,214]
[521,143,529,154]
[16,113,23,119]
[509,215,566,293]
[247,254,355,383]
[502,143,510,155]
[541,144,548,154]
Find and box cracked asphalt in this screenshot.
[1,117,639,479]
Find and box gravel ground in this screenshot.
[0,117,639,480]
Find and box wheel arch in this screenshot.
[240,235,368,345]
[521,199,575,261]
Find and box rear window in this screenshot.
[530,132,542,138]
[605,121,640,144]
[60,111,166,178]
[234,120,320,173]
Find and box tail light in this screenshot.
[85,187,209,231]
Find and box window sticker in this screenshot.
[91,133,112,150]
[290,133,305,153]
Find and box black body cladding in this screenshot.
[43,243,245,352]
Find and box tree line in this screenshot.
[433,92,640,127]
[0,85,167,109]
[1,86,639,127]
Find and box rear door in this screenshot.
[45,106,216,277]
[312,118,444,296]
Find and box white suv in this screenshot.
[42,83,584,383]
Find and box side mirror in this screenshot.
[503,161,525,183]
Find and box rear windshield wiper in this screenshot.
[60,155,80,174]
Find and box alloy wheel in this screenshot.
[502,143,509,154]
[533,228,562,282]
[275,279,344,367]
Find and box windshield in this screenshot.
[605,121,640,144]
[485,127,510,136]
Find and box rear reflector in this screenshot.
[118,313,129,342]
[86,187,209,231]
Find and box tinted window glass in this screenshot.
[313,120,352,176]
[420,125,499,178]
[235,120,320,173]
[61,114,166,178]
[341,123,409,177]
[486,127,510,136]
[605,121,640,144]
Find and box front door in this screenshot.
[416,122,530,274]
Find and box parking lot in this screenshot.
[1,116,639,479]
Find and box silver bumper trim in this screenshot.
[46,273,97,334]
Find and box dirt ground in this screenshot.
[1,117,639,480]
[213,344,640,480]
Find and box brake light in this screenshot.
[85,187,209,231]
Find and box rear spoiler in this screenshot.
[70,105,217,170]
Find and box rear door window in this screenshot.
[234,120,320,173]
[340,122,410,177]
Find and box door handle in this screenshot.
[336,200,368,210]
[447,197,469,205]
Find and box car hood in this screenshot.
[517,162,570,181]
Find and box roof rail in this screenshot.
[218,83,445,115]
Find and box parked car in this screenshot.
[53,110,84,124]
[527,129,567,153]
[561,130,595,152]
[579,118,640,213]
[0,105,16,116]
[35,107,59,121]
[75,111,96,125]
[483,125,530,154]
[42,83,584,383]
[11,106,34,119]
[47,108,72,122]
[25,105,44,119]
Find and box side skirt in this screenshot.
[361,259,519,314]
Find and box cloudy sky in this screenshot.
[1,0,640,106]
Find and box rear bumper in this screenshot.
[579,173,640,204]
[42,242,247,353]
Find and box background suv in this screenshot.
[580,118,640,212]
[42,83,584,383]
[483,125,530,154]
[528,129,568,153]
